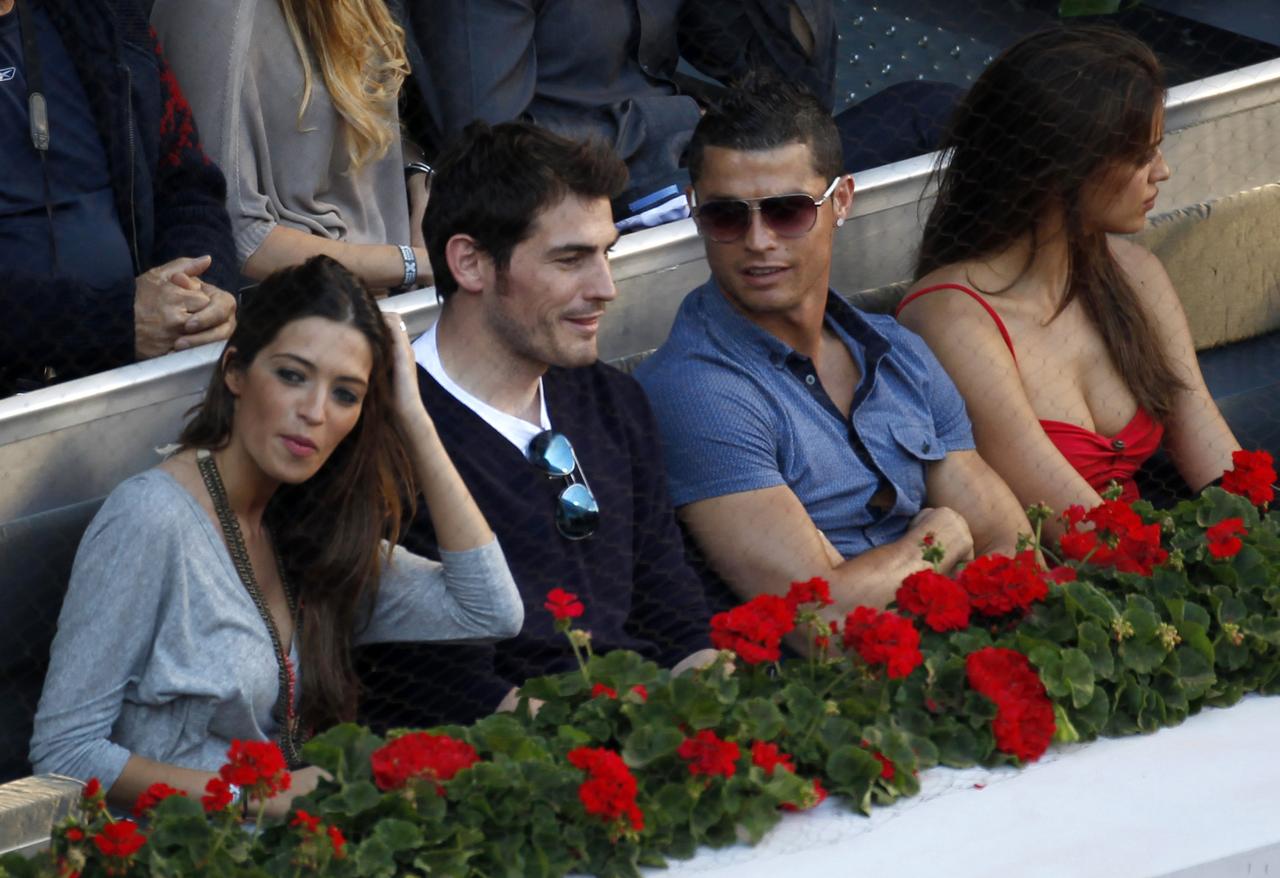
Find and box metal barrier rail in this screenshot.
[1,57,1279,521]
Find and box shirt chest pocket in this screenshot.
[890,420,946,463]
[881,420,946,512]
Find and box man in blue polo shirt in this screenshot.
[636,78,1029,616]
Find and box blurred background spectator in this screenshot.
[152,0,432,293]
[0,0,237,397]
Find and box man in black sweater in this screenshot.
[357,122,716,727]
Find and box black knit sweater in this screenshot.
[357,361,713,727]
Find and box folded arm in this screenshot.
[680,484,974,619]
[1112,239,1239,489]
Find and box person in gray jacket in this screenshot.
[30,256,522,819]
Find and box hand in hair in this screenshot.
[384,314,495,553]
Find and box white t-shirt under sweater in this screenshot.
[413,320,551,453]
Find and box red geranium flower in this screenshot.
[291,810,321,833]
[1047,566,1077,584]
[956,552,1047,617]
[896,569,971,631]
[630,684,649,702]
[991,695,1056,763]
[842,607,923,679]
[567,746,644,832]
[814,620,839,651]
[327,824,347,859]
[591,683,618,699]
[544,587,585,620]
[677,729,740,778]
[709,594,796,664]
[64,828,85,843]
[781,777,828,812]
[201,777,235,813]
[1058,499,1168,575]
[965,647,1055,762]
[785,576,834,610]
[219,740,291,799]
[92,820,146,860]
[132,782,186,817]
[1206,518,1247,560]
[371,731,481,793]
[1221,450,1276,506]
[872,751,895,781]
[749,740,796,776]
[855,739,897,781]
[82,779,101,800]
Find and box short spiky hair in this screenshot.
[425,121,629,301]
[688,72,843,186]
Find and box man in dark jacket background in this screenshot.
[0,0,237,397]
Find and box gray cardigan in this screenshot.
[29,470,522,787]
[150,0,412,266]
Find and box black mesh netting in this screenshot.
[3,1,1279,785]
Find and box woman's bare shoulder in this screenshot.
[1108,235,1182,311]
[900,264,999,331]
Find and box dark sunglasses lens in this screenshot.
[556,482,599,540]
[528,431,575,477]
[760,195,818,237]
[697,201,750,241]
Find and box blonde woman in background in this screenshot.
[152,0,432,291]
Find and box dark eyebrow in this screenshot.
[547,237,620,259]
[271,352,368,388]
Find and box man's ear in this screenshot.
[222,347,244,396]
[834,174,855,227]
[445,234,492,295]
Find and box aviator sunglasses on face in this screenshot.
[690,177,842,244]
[527,430,600,540]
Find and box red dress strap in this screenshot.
[896,283,1018,363]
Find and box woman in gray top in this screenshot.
[151,0,431,291]
[30,256,523,818]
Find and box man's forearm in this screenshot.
[824,527,935,617]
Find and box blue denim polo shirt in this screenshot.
[635,278,975,558]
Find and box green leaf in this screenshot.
[670,675,725,729]
[1232,546,1272,589]
[825,743,881,785]
[1064,580,1120,624]
[621,723,683,767]
[1060,648,1096,709]
[1028,646,1070,700]
[731,697,785,741]
[1120,635,1168,674]
[930,721,982,767]
[1244,614,1280,647]
[354,836,397,878]
[336,779,383,815]
[302,722,384,781]
[1077,621,1116,679]
[817,716,863,752]
[1195,488,1258,527]
[1173,645,1216,701]
[1067,686,1111,739]
[780,682,826,729]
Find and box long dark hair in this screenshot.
[180,255,414,732]
[915,25,1186,419]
